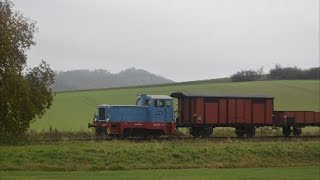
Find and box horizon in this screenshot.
[52,65,318,82]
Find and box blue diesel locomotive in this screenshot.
[88,94,176,137]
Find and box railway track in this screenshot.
[33,135,320,143]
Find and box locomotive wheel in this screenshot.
[121,129,130,138]
[95,126,104,137]
[106,127,111,135]
[282,126,291,137]
[292,127,302,137]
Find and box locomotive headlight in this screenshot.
[93,113,98,122]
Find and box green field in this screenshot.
[1,140,319,171]
[31,80,320,131]
[1,167,319,179]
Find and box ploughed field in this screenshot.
[31,80,320,131]
[1,139,319,171]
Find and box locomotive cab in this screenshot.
[137,94,174,122]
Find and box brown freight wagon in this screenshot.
[170,92,274,137]
[273,111,320,136]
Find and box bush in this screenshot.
[231,65,320,82]
[231,67,264,82]
[268,65,319,80]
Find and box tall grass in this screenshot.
[1,140,319,171]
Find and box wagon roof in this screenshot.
[170,92,274,99]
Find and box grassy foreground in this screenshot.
[1,139,319,171]
[32,80,320,131]
[1,167,319,180]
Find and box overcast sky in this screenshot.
[13,0,319,82]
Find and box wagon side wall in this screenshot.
[176,96,274,127]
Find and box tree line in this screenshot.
[231,65,320,82]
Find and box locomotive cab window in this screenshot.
[166,100,172,107]
[98,108,106,120]
[145,99,151,106]
[155,100,165,107]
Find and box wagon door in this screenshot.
[252,99,266,124]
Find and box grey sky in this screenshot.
[13,0,319,82]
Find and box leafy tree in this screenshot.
[0,0,54,136]
[268,64,303,80]
[303,67,320,79]
[232,65,319,82]
[231,67,264,82]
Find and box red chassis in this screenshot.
[88,121,176,137]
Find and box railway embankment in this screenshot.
[1,139,319,171]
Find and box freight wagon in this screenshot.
[88,92,320,138]
[171,92,274,138]
[171,92,320,137]
[273,111,320,136]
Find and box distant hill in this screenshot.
[53,68,174,91]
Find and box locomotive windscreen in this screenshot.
[98,108,106,120]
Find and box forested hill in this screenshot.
[53,68,174,91]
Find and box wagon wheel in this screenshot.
[192,131,200,138]
[191,128,200,138]
[201,127,213,138]
[245,127,255,138]
[235,130,245,138]
[235,127,245,137]
[292,127,302,137]
[282,126,291,137]
[201,130,210,138]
